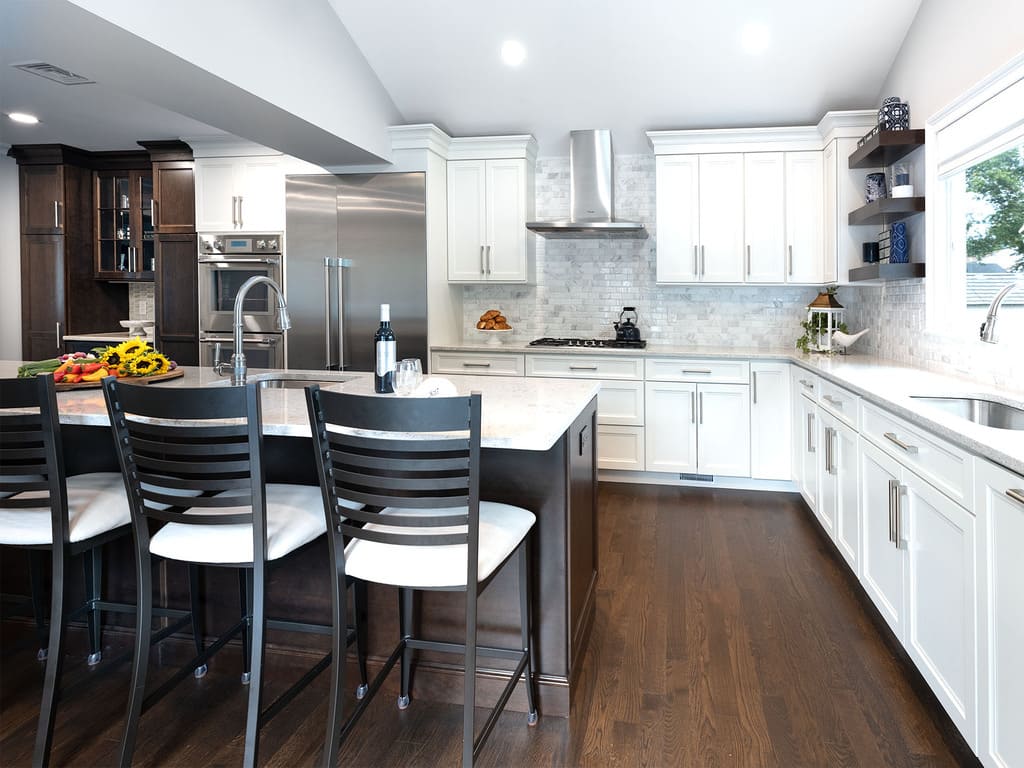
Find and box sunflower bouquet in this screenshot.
[98,337,174,377]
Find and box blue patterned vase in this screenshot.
[890,221,908,263]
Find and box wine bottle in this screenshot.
[374,303,396,393]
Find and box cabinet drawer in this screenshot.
[597,380,644,426]
[645,358,750,383]
[861,401,970,507]
[430,351,525,376]
[526,354,642,380]
[817,379,860,429]
[793,368,818,400]
[597,426,645,471]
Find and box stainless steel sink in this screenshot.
[250,372,354,390]
[910,396,1024,430]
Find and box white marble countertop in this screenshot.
[0,363,598,453]
[432,343,1024,475]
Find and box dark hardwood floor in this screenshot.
[1,484,972,767]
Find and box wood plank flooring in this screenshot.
[0,484,974,766]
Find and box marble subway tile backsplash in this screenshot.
[464,155,820,348]
[842,281,1023,391]
[129,283,155,322]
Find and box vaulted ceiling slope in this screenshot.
[1,0,923,161]
[1,0,401,165]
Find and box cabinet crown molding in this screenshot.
[388,124,452,158]
[648,110,876,155]
[447,134,538,162]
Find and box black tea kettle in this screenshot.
[613,307,641,342]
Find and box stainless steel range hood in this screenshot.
[527,129,647,238]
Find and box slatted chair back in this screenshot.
[102,379,268,564]
[0,376,68,545]
[306,387,482,568]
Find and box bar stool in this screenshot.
[305,387,539,767]
[102,379,367,768]
[0,374,139,767]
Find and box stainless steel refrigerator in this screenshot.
[284,173,428,371]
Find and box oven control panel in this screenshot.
[200,233,282,255]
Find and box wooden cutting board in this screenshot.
[55,368,184,391]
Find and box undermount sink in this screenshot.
[910,395,1024,430]
[249,372,354,390]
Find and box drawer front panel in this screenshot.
[597,380,645,426]
[793,368,818,400]
[526,354,643,380]
[646,358,750,383]
[597,425,645,470]
[430,351,525,377]
[817,379,861,429]
[861,401,970,506]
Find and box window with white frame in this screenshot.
[927,54,1024,340]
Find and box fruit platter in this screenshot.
[18,338,183,390]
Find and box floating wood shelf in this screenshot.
[848,197,926,226]
[849,262,926,282]
[848,130,925,169]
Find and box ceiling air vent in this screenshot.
[12,62,95,85]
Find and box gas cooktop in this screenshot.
[529,337,647,349]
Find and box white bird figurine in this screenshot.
[831,328,870,351]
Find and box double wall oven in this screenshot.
[198,233,285,370]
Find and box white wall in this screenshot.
[877,0,1024,121]
[0,153,21,360]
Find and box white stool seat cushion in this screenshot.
[150,484,330,564]
[344,502,535,589]
[0,473,129,546]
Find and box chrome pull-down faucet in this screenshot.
[979,281,1022,344]
[214,276,290,385]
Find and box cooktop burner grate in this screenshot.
[529,337,647,349]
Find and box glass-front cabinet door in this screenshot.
[96,169,154,280]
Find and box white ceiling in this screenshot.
[1,0,924,159]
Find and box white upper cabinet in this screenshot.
[744,153,786,282]
[785,151,826,283]
[654,155,700,283]
[195,155,286,232]
[446,136,536,283]
[698,154,745,282]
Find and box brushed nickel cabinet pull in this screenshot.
[888,479,897,543]
[693,245,698,276]
[823,394,842,407]
[1006,488,1024,506]
[461,362,492,368]
[806,412,815,453]
[480,245,485,275]
[231,196,237,227]
[682,369,712,375]
[884,432,918,454]
[799,379,814,391]
[236,196,243,229]
[895,484,905,546]
[691,391,696,424]
[56,322,61,352]
[788,245,793,276]
[151,199,158,228]
[701,245,706,276]
[53,200,60,229]
[569,365,599,371]
[699,392,704,424]
[485,245,492,275]
[746,245,751,276]
[752,371,758,404]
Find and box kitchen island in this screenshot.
[0,364,599,717]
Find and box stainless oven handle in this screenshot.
[198,257,281,265]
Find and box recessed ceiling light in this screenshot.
[739,23,771,54]
[8,112,40,125]
[501,40,526,67]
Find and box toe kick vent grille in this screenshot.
[679,473,714,482]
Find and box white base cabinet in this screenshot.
[793,382,818,511]
[859,436,977,747]
[820,413,860,572]
[975,459,1024,768]
[750,362,791,480]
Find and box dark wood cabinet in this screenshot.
[154,234,199,365]
[95,168,155,280]
[152,161,196,234]
[10,145,128,358]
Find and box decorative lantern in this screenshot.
[805,290,846,353]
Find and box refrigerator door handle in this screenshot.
[336,258,346,369]
[323,257,333,368]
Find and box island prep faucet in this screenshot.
[979,280,1022,344]
[215,276,291,385]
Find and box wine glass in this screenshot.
[394,358,422,396]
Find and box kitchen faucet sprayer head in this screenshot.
[979,281,1021,344]
[276,297,292,331]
